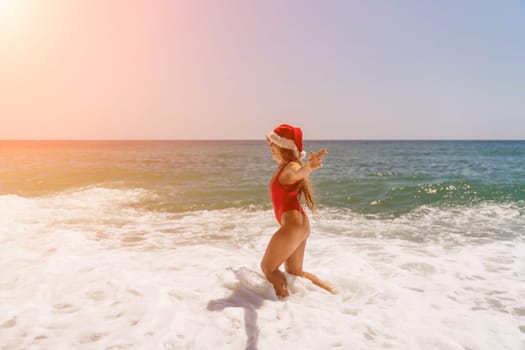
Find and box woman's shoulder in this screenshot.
[279,161,302,184]
[281,161,301,175]
[284,161,301,170]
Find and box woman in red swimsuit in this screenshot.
[261,124,334,298]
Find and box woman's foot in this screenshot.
[264,269,289,299]
[275,284,289,299]
[303,271,336,294]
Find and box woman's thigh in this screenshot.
[285,239,306,275]
[261,210,309,272]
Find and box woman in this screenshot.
[260,124,335,298]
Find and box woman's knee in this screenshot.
[260,259,277,277]
[285,265,304,277]
[260,260,268,276]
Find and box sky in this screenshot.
[1,0,524,140]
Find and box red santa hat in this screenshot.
[266,124,306,160]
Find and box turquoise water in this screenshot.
[2,140,524,215]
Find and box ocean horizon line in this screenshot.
[1,138,524,142]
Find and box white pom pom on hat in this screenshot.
[266,124,306,160]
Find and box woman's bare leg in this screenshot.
[263,269,288,298]
[284,239,307,276]
[261,211,308,298]
[303,271,336,294]
[284,224,336,295]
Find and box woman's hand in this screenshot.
[307,149,328,171]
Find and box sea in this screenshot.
[0,140,524,350]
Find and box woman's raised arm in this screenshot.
[280,149,328,184]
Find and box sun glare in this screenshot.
[0,0,31,40]
[0,0,13,14]
[0,0,18,25]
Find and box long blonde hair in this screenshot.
[279,148,316,213]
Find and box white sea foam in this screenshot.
[1,188,524,349]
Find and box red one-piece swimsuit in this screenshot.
[270,165,306,225]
